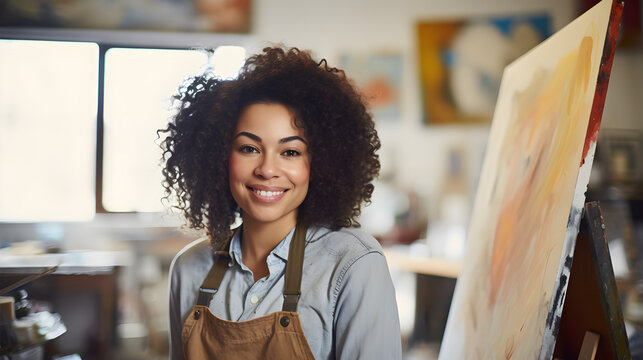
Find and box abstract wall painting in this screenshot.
[417,15,551,125]
[341,53,403,122]
[0,0,252,33]
[439,0,622,359]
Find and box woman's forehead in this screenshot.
[235,103,306,141]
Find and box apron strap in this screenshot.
[196,230,235,306]
[282,222,307,312]
[196,223,308,312]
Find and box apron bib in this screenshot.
[181,223,315,359]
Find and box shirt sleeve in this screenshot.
[169,256,185,360]
[333,251,403,360]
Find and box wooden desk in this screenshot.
[0,251,132,360]
[383,247,462,278]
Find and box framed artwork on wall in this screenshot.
[417,15,550,125]
[0,0,252,33]
[341,53,403,122]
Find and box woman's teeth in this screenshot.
[253,189,284,197]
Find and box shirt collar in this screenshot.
[228,225,297,266]
[229,229,243,267]
[271,226,296,262]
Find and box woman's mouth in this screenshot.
[248,186,287,201]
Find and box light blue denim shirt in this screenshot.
[169,225,402,359]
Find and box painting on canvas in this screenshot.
[439,0,622,358]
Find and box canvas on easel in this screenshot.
[438,0,623,359]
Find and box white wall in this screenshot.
[247,1,579,217]
[252,0,576,128]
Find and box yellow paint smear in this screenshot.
[488,37,593,308]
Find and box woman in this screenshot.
[163,46,402,359]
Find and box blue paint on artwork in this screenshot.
[491,18,514,36]
[442,50,455,66]
[490,15,552,40]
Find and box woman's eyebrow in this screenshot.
[234,131,261,142]
[280,136,307,145]
[234,132,307,145]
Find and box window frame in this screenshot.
[0,27,253,216]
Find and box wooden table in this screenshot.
[383,248,462,278]
[0,251,132,360]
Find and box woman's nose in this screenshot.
[254,154,278,179]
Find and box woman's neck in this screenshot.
[240,213,297,281]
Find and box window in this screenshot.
[102,46,245,212]
[0,40,98,221]
[0,38,246,220]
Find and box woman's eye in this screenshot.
[239,145,258,153]
[283,149,301,157]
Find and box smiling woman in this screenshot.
[161,46,401,360]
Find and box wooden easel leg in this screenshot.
[578,331,600,360]
[553,202,631,360]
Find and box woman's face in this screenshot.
[229,103,311,228]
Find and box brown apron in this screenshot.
[181,223,315,359]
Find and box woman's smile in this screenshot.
[247,185,288,202]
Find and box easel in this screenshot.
[553,202,631,360]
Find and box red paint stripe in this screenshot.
[580,0,624,166]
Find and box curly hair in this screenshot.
[160,46,381,247]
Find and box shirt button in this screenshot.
[250,295,259,304]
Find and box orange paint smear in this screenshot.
[488,37,594,308]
